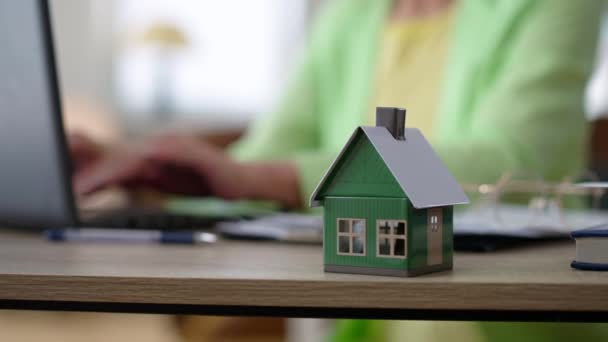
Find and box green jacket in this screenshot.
[231,0,602,209]
[230,1,605,341]
[232,0,608,341]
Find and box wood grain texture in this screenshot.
[0,230,607,312]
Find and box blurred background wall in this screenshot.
[49,0,326,137]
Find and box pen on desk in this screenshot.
[44,228,217,245]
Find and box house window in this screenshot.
[376,220,407,258]
[337,218,366,256]
[430,215,439,231]
[428,208,442,233]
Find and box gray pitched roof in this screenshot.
[310,126,469,209]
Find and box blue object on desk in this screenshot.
[571,224,608,271]
[570,260,608,271]
[571,225,608,239]
[44,228,217,245]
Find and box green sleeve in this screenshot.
[436,0,602,184]
[228,0,356,207]
[228,50,337,206]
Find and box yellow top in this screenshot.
[368,8,454,141]
[370,8,485,342]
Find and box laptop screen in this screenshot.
[0,0,76,228]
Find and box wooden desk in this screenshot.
[0,230,607,321]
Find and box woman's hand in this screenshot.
[67,133,105,174]
[73,134,302,208]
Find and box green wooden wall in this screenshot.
[316,133,405,199]
[408,206,453,268]
[324,196,409,269]
[443,207,454,264]
[324,197,454,270]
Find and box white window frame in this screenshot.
[336,218,366,256]
[428,208,442,233]
[376,220,407,259]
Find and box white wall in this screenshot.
[49,0,115,109]
[113,0,310,132]
[49,0,318,134]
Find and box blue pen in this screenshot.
[44,228,217,245]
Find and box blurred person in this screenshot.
[74,0,600,210]
[70,0,606,341]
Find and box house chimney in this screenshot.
[375,107,406,140]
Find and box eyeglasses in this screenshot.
[459,170,608,230]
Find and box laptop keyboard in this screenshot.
[80,209,224,230]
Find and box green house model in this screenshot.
[310,107,469,277]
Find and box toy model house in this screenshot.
[310,107,468,277]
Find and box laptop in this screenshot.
[0,0,223,230]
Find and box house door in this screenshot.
[427,208,443,265]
